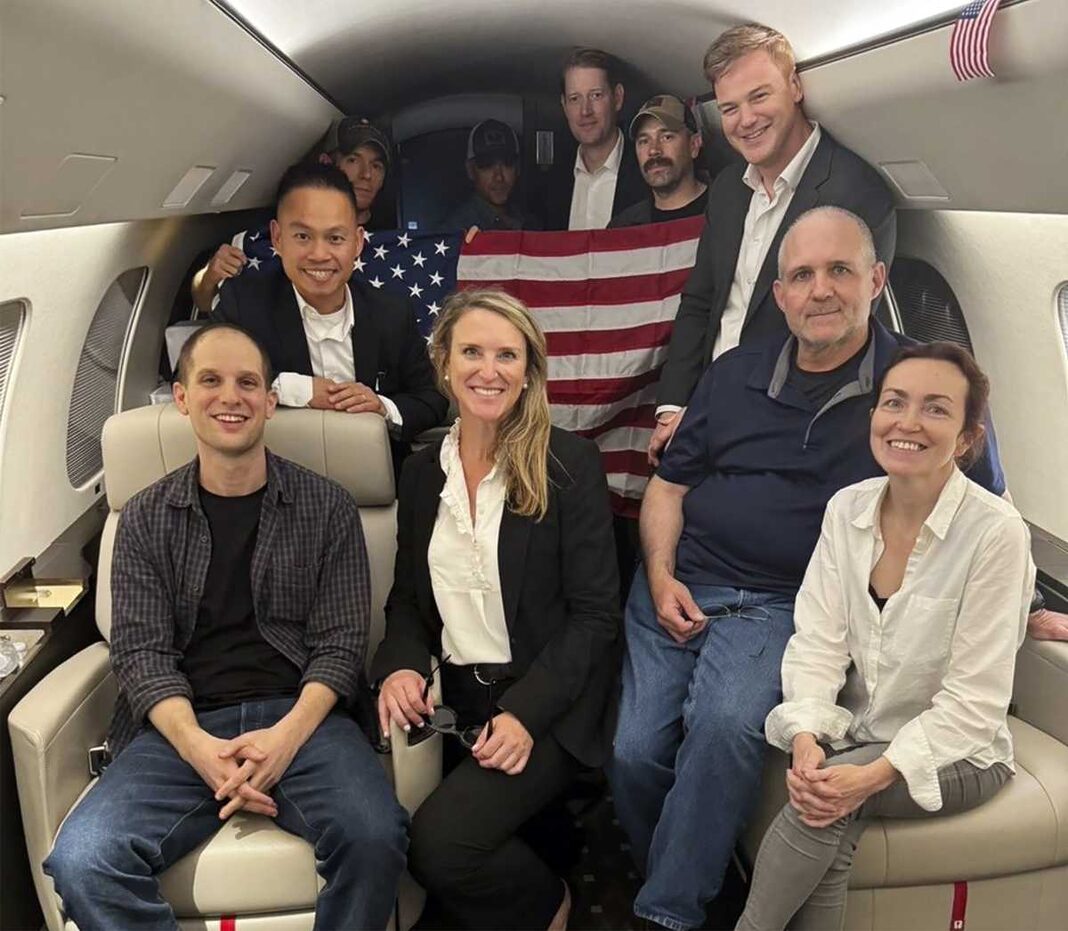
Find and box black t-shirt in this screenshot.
[182,485,301,710]
[785,334,871,411]
[650,188,709,223]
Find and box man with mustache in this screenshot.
[609,95,708,228]
[213,161,448,471]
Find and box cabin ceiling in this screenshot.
[221,0,963,113]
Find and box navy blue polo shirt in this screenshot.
[658,320,1005,597]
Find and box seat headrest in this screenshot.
[102,404,395,509]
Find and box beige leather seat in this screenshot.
[740,635,1068,931]
[9,404,442,931]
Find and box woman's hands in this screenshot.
[471,712,533,776]
[786,734,898,827]
[377,669,432,736]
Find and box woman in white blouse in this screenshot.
[737,342,1035,931]
[372,290,620,930]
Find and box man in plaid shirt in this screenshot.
[45,322,408,930]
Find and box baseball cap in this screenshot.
[628,95,698,140]
[325,116,391,170]
[467,120,520,168]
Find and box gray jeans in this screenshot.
[735,743,1011,931]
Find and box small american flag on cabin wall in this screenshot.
[950,0,1001,82]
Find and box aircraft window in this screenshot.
[66,267,147,487]
[888,257,974,351]
[1058,283,1068,363]
[0,301,25,431]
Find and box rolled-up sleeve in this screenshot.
[109,505,194,724]
[884,517,1033,810]
[300,493,370,699]
[765,504,854,751]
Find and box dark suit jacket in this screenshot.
[370,427,622,767]
[657,130,897,407]
[546,130,649,230]
[214,269,448,445]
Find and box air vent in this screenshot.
[163,166,216,208]
[210,169,253,207]
[888,258,974,352]
[66,268,147,487]
[0,302,26,428]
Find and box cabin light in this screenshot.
[210,169,253,207]
[162,166,216,208]
[878,160,950,201]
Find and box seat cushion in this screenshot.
[742,717,1068,888]
[158,814,322,916]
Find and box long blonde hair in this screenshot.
[429,289,552,520]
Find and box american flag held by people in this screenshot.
[232,218,706,516]
[950,0,1002,82]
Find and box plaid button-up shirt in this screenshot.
[107,450,370,757]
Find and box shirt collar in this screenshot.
[439,418,503,484]
[166,448,291,509]
[291,283,354,340]
[852,466,969,542]
[574,129,625,177]
[760,318,877,401]
[743,121,822,196]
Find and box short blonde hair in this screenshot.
[429,289,552,520]
[703,23,796,89]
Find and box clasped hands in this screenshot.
[786,733,896,828]
[310,376,386,416]
[378,669,534,775]
[182,720,304,821]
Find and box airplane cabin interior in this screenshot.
[1,1,1067,929]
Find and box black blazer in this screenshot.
[657,130,897,407]
[370,427,622,767]
[546,130,649,230]
[214,269,448,444]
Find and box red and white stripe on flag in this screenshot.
[950,0,1001,82]
[456,216,705,516]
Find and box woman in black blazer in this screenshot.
[373,289,621,930]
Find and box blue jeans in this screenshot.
[44,698,409,931]
[608,571,795,930]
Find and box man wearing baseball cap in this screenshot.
[443,119,539,231]
[609,95,708,228]
[191,116,392,315]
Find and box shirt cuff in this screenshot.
[379,394,403,432]
[884,720,943,812]
[655,404,684,420]
[274,372,314,408]
[765,700,853,752]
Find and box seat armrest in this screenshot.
[388,665,443,816]
[1013,636,1068,745]
[8,641,117,931]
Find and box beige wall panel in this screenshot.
[0,214,244,575]
[1,0,339,233]
[897,210,1068,541]
[804,0,1068,214]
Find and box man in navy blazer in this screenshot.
[650,23,896,462]
[214,162,448,462]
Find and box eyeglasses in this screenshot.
[697,604,773,624]
[407,655,497,749]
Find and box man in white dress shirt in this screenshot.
[214,162,447,465]
[558,47,647,231]
[649,22,897,463]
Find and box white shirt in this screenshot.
[428,421,512,666]
[712,122,822,360]
[656,124,823,421]
[766,468,1034,811]
[273,284,402,428]
[568,130,625,231]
